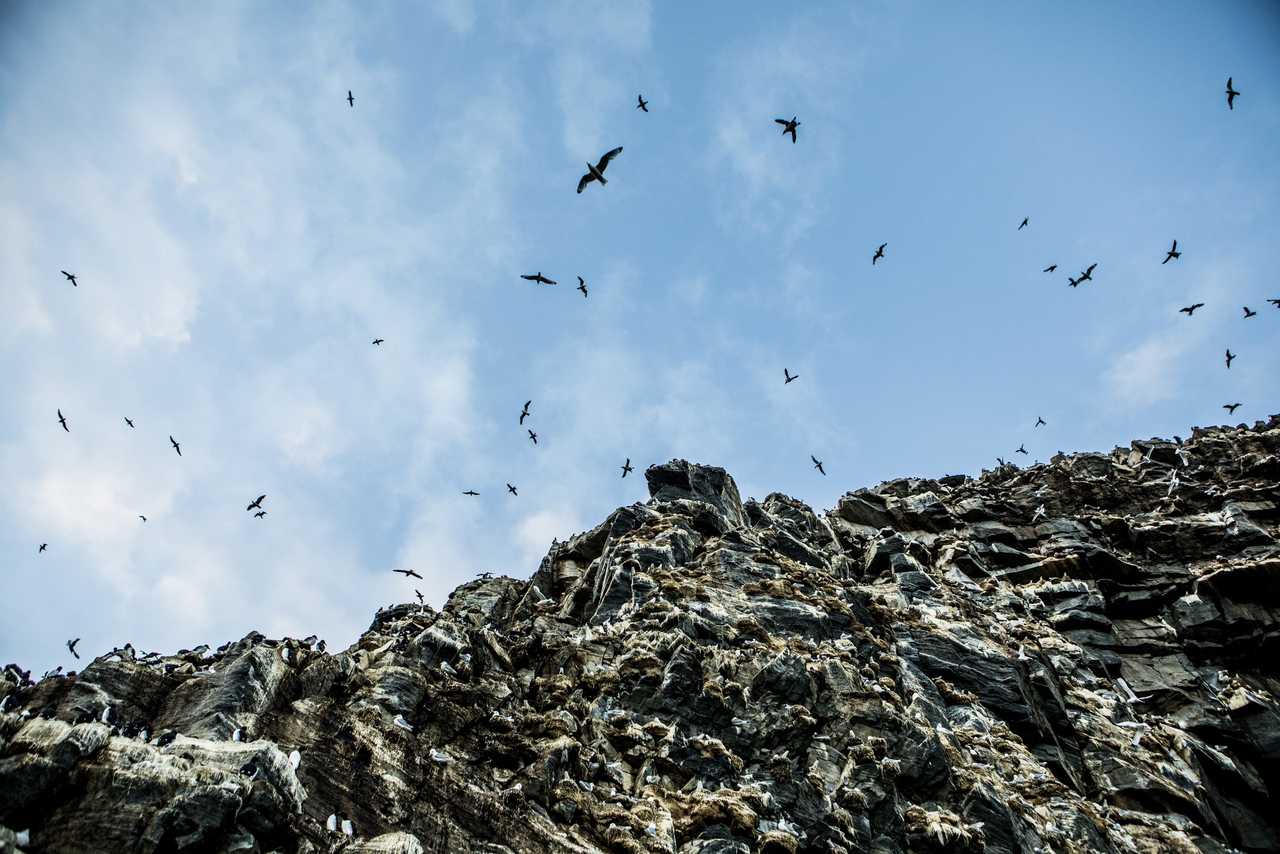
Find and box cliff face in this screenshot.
[3,419,1280,854]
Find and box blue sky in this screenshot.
[2,1,1277,674]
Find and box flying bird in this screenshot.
[527,429,538,445]
[462,490,479,496]
[577,277,588,297]
[1042,265,1057,273]
[67,638,80,659]
[1243,306,1256,318]
[1035,417,1046,427]
[519,401,531,424]
[169,436,181,456]
[872,243,886,265]
[576,146,623,193]
[347,90,354,107]
[1016,444,1028,455]
[57,409,68,432]
[1223,403,1241,414]
[254,511,266,518]
[61,270,78,287]
[506,483,518,496]
[1225,77,1239,110]
[124,417,134,428]
[139,515,147,522]
[247,495,266,512]
[1067,276,1080,288]
[39,543,47,553]
[784,369,798,384]
[621,458,633,478]
[476,571,494,579]
[414,589,424,604]
[775,116,799,143]
[1179,303,1204,316]
[393,569,424,580]
[1163,240,1180,264]
[1018,217,1029,231]
[372,338,384,346]
[811,455,825,476]
[521,272,557,285]
[1225,349,1236,369]
[1079,263,1097,282]
[1267,299,1280,308]
[636,94,648,112]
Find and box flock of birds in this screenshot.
[34,76,1276,666]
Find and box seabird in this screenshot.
[1226,77,1239,110]
[811,455,825,476]
[61,270,78,287]
[519,400,531,424]
[232,727,242,742]
[247,495,266,512]
[1042,265,1057,273]
[1032,504,1047,522]
[577,276,588,297]
[1079,262,1097,282]
[774,116,799,143]
[169,435,181,456]
[39,543,47,553]
[1268,299,1280,308]
[576,146,623,193]
[462,489,479,496]
[1243,306,1256,318]
[347,90,355,107]
[124,417,134,428]
[1225,349,1235,369]
[872,243,886,265]
[784,368,798,384]
[254,510,266,518]
[621,458,633,478]
[341,819,353,837]
[636,94,648,112]
[528,429,538,445]
[1035,416,1046,427]
[289,749,301,770]
[57,409,69,432]
[1016,444,1028,455]
[1179,303,1204,316]
[1067,276,1080,288]
[372,338,384,345]
[392,714,414,732]
[1018,217,1029,230]
[326,814,337,833]
[507,483,518,496]
[139,515,147,522]
[67,638,80,659]
[429,748,451,765]
[393,568,424,580]
[1163,240,1180,264]
[1223,403,1241,414]
[414,588,424,604]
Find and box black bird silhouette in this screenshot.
[811,455,825,476]
[462,489,479,496]
[506,483,518,496]
[1042,265,1057,273]
[67,638,80,659]
[1225,349,1236,369]
[372,338,384,346]
[1079,263,1097,282]
[61,270,78,287]
[872,243,886,265]
[414,589,424,604]
[1268,299,1280,308]
[784,369,798,384]
[1226,77,1239,110]
[576,146,623,193]
[997,457,1007,467]
[393,569,423,580]
[139,515,147,522]
[1243,306,1257,318]
[775,116,799,143]
[254,511,266,518]
[1179,303,1204,316]
[1018,217,1029,230]
[527,429,538,445]
[577,277,588,297]
[519,401,531,424]
[1163,240,1180,264]
[124,417,134,428]
[1223,403,1242,414]
[247,495,266,512]
[1068,276,1080,288]
[39,543,47,553]
[621,458,633,478]
[521,272,557,285]
[636,94,648,112]
[1016,444,1028,455]
[347,90,354,107]
[1035,417,1046,427]
[57,409,68,432]
[169,436,181,456]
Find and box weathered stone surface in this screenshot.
[3,416,1279,852]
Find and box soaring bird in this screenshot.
[414,589,424,604]
[1067,276,1080,288]
[1268,299,1280,308]
[254,511,266,518]
[576,146,623,193]
[1243,306,1257,318]
[393,569,424,580]
[775,116,799,143]
[506,483,518,496]
[67,638,80,659]
[1018,217,1029,230]
[1035,416,1046,427]
[1225,77,1239,110]
[139,515,147,522]
[1079,263,1097,282]
[1225,349,1236,369]
[462,489,479,496]
[124,417,134,428]
[519,401,531,424]
[784,369,798,384]
[1016,444,1028,455]
[372,338,384,346]
[811,455,825,476]
[872,243,886,265]
[247,495,266,512]
[61,270,78,287]
[527,429,538,445]
[347,90,354,107]
[1223,403,1242,414]
[521,272,557,285]
[577,277,588,297]
[476,570,494,580]
[636,94,648,112]
[57,409,68,432]
[1163,240,1180,264]
[1042,265,1057,273]
[1179,303,1204,316]
[621,458,633,478]
[169,436,182,456]
[39,543,47,553]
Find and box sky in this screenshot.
[1,1,1277,674]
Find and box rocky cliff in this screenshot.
[3,418,1280,854]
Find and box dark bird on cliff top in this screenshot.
[784,368,798,384]
[39,543,47,553]
[169,436,181,456]
[577,276,588,297]
[1042,264,1057,273]
[811,455,826,476]
[476,571,494,579]
[462,489,479,496]
[347,90,354,107]
[507,483,518,496]
[67,638,80,659]
[372,338,384,346]
[528,429,538,445]
[247,495,266,512]
[57,409,68,432]
[393,568,423,580]
[61,270,78,287]
[1018,217,1029,230]
[636,94,648,112]
[519,401,531,424]
[1243,306,1257,318]
[775,116,799,143]
[577,146,623,194]
[1225,349,1236,369]
[124,417,134,428]
[1163,240,1180,264]
[1079,263,1097,282]
[1223,403,1242,414]
[254,511,266,518]
[1226,77,1239,110]
[1016,444,1028,455]
[621,458,633,478]
[1035,416,1046,427]
[522,272,556,285]
[1180,303,1204,316]
[872,243,886,265]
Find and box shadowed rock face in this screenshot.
[3,418,1280,853]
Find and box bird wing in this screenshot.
[520,274,536,281]
[576,173,593,193]
[595,147,623,172]
[775,119,788,125]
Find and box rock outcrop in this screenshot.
[4,418,1280,853]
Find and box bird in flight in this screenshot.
[61,270,78,287]
[393,569,424,580]
[39,543,47,553]
[519,401,531,424]
[784,369,798,384]
[1226,77,1239,110]
[1223,403,1241,414]
[1067,276,1080,288]
[414,588,424,605]
[1268,299,1280,308]
[139,515,147,522]
[621,458,633,478]
[347,90,354,108]
[1078,263,1097,282]
[577,277,588,297]
[577,146,623,194]
[1179,303,1204,316]
[124,417,134,428]
[1018,217,1029,231]
[57,409,69,432]
[254,511,266,518]
[372,338,384,346]
[1016,444,1028,455]
[1243,306,1257,318]
[872,243,886,265]
[506,483,518,496]
[1225,349,1236,369]
[775,116,799,143]
[1042,265,1057,273]
[1035,416,1046,427]
[521,272,557,285]
[462,489,479,496]
[527,429,538,445]
[636,94,648,112]
[169,436,182,456]
[811,455,825,476]
[1163,240,1180,264]
[247,495,266,512]
[67,638,80,659]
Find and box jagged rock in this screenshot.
[3,417,1280,852]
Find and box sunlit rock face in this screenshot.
[3,417,1280,853]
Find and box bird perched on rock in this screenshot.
[811,455,826,476]
[393,568,423,580]
[57,409,69,432]
[67,638,80,659]
[1242,306,1256,318]
[621,458,633,478]
[576,146,623,193]
[1163,240,1180,264]
[521,272,556,285]
[1018,217,1029,230]
[872,243,886,265]
[169,435,182,456]
[247,495,266,512]
[784,368,798,384]
[289,749,301,770]
[775,116,799,143]
[392,714,414,732]
[1042,265,1057,273]
[636,94,648,112]
[1179,303,1204,316]
[476,571,493,579]
[1225,349,1236,369]
[1226,77,1239,110]
[1223,403,1241,414]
